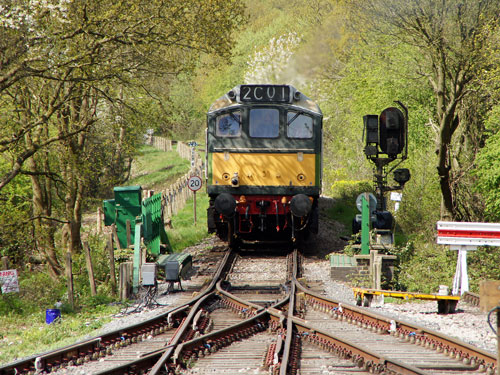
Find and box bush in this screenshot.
[329,180,372,200]
[18,272,66,313]
[391,239,456,293]
[0,294,25,315]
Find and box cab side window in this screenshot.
[249,108,279,138]
[287,112,313,139]
[216,112,241,137]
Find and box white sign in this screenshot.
[0,269,20,294]
[390,192,402,202]
[187,176,202,192]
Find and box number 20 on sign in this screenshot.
[188,176,202,224]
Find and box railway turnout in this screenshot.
[1,246,497,375]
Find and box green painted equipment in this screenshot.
[142,193,171,255]
[114,186,142,249]
[102,199,116,226]
[360,193,370,255]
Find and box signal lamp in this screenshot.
[393,168,410,186]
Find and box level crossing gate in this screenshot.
[437,221,500,295]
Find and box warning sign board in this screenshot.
[0,269,20,294]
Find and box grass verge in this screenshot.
[168,193,209,252]
[129,145,190,189]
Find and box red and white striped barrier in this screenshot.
[437,221,500,296]
[437,221,500,247]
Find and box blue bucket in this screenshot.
[45,309,61,324]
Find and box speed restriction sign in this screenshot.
[188,176,202,191]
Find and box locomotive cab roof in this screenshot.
[208,84,322,115]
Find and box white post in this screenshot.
[450,245,475,295]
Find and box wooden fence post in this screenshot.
[119,262,132,301]
[111,224,122,250]
[126,220,132,248]
[1,256,9,270]
[107,233,117,296]
[83,242,97,296]
[97,206,103,234]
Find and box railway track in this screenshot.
[1,244,496,375]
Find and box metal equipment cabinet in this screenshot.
[102,199,116,226]
[158,253,192,282]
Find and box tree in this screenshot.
[0,0,245,276]
[0,0,245,191]
[350,0,500,219]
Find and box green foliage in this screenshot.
[0,294,25,315]
[169,194,210,252]
[0,171,33,263]
[18,272,67,312]
[474,105,500,220]
[390,240,456,293]
[468,248,500,293]
[128,146,190,190]
[326,180,372,234]
[0,303,120,364]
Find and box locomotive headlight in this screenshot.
[290,194,312,217]
[214,193,237,217]
[231,172,239,187]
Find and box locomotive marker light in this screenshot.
[437,221,500,295]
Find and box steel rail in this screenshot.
[290,316,428,375]
[0,247,234,375]
[279,249,298,375]
[462,291,480,306]
[295,279,497,372]
[93,291,219,375]
[147,250,235,375]
[0,303,191,375]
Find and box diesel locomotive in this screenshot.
[205,84,322,246]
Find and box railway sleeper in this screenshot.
[303,331,389,374]
[174,322,267,370]
[396,328,491,370]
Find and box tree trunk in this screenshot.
[25,130,62,278]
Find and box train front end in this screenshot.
[206,84,322,246]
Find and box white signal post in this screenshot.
[437,221,500,295]
[188,176,202,224]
